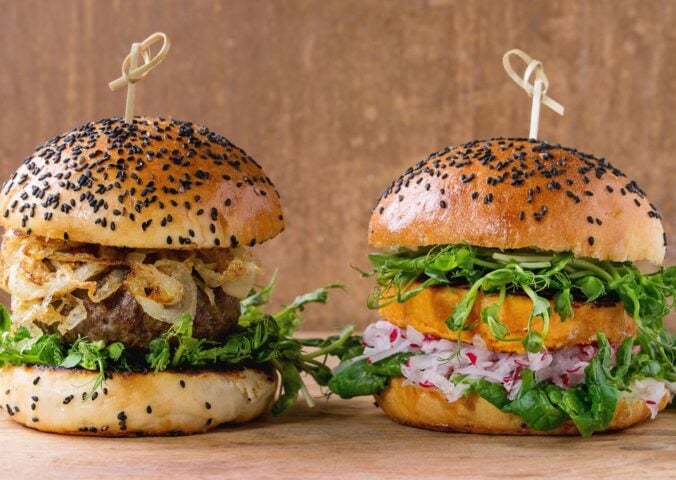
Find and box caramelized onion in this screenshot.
[0,232,257,331]
[128,260,197,323]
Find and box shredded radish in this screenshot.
[624,379,667,419]
[361,320,671,409]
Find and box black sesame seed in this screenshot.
[460,173,475,184]
[205,402,212,410]
[63,395,73,405]
[566,191,580,203]
[147,405,153,414]
[31,396,38,402]
[588,236,595,246]
[180,380,186,388]
[32,377,40,385]
[439,200,447,209]
[587,216,594,224]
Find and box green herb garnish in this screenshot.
[361,245,675,377]
[0,278,351,414]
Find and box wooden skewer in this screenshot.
[502,49,564,139]
[109,32,171,124]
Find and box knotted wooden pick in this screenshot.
[503,49,564,139]
[109,32,171,123]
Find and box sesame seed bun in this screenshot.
[379,284,635,353]
[0,117,284,249]
[375,378,671,435]
[369,138,666,264]
[0,365,277,436]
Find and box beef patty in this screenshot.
[54,287,240,350]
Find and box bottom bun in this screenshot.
[0,365,277,436]
[375,378,670,435]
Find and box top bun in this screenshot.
[0,117,284,249]
[369,138,665,264]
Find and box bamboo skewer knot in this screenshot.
[502,49,564,139]
[109,32,171,123]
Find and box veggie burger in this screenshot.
[0,117,343,436]
[329,138,675,436]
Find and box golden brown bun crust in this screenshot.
[0,365,277,436]
[0,117,284,249]
[376,378,670,435]
[380,285,635,353]
[369,139,665,264]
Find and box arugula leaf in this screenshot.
[271,359,306,415]
[328,360,388,399]
[274,283,344,337]
[328,352,410,399]
[0,278,350,415]
[547,333,619,436]
[302,334,363,362]
[501,370,568,431]
[468,379,510,409]
[364,353,412,377]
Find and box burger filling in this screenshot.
[0,231,258,343]
[329,244,675,436]
[0,231,351,415]
[360,320,668,417]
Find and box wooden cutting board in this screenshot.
[0,358,674,479]
[0,394,673,479]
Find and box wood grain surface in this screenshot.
[0,0,674,330]
[0,370,673,480]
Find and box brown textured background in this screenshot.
[0,0,674,330]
